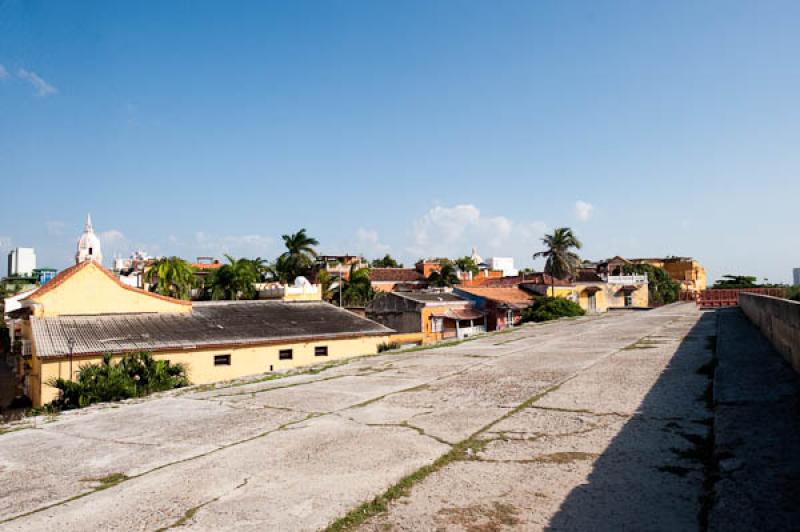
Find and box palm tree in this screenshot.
[144,257,195,300]
[278,228,319,282]
[341,265,375,306]
[210,255,260,300]
[532,227,582,296]
[427,262,460,288]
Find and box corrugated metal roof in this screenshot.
[31,300,394,358]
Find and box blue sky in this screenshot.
[1,1,798,283]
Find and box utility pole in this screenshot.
[67,337,76,381]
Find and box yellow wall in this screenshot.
[575,285,609,313]
[572,283,650,312]
[29,262,190,317]
[33,334,390,406]
[419,305,472,343]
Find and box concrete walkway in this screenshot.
[0,304,712,531]
[710,308,800,530]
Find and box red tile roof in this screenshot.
[25,260,192,306]
[369,268,426,282]
[456,287,534,305]
[466,273,573,288]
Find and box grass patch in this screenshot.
[81,472,129,490]
[532,451,597,464]
[325,382,564,531]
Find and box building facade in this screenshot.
[7,247,36,276]
[366,291,484,344]
[8,261,393,407]
[794,268,800,287]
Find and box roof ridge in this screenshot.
[25,260,191,307]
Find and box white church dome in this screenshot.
[76,214,103,265]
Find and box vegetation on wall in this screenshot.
[622,264,680,306]
[521,296,585,323]
[47,352,189,410]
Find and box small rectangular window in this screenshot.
[214,354,231,366]
[279,349,293,360]
[315,346,328,357]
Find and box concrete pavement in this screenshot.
[0,304,711,531]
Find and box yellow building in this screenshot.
[10,261,393,406]
[628,257,707,293]
[572,270,649,312]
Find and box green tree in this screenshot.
[371,254,402,268]
[315,269,338,302]
[427,261,460,288]
[341,265,375,306]
[277,228,319,282]
[712,275,759,289]
[144,257,195,300]
[622,264,680,305]
[455,256,480,276]
[532,227,582,293]
[209,255,260,300]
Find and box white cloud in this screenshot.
[355,228,390,258]
[194,232,274,258]
[17,68,57,96]
[407,204,547,263]
[574,200,593,221]
[99,229,126,244]
[46,220,66,236]
[0,65,8,80]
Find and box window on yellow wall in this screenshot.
[315,346,328,357]
[279,349,293,360]
[214,354,231,366]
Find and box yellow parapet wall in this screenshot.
[32,334,391,406]
[26,261,191,317]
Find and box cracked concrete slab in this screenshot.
[0,304,711,531]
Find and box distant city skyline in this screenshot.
[2,2,799,283]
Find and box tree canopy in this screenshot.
[622,264,680,305]
[533,227,582,281]
[144,257,195,300]
[371,254,402,268]
[455,256,480,276]
[427,261,460,288]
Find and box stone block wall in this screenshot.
[740,293,800,372]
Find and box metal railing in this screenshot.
[606,274,648,284]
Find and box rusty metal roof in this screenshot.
[31,300,394,359]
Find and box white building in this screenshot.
[794,268,800,286]
[7,247,36,276]
[487,257,518,277]
[75,214,103,265]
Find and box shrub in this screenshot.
[522,296,585,323]
[47,352,189,410]
[378,341,401,353]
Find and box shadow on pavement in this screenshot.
[546,311,718,531]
